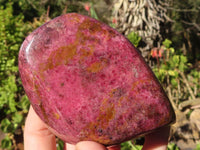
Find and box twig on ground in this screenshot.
[178,70,196,100]
[179,98,200,110]
[167,86,178,111]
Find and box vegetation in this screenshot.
[0,0,199,149]
[0,2,30,149]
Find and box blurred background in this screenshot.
[0,0,200,149]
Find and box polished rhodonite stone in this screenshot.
[18,13,175,145]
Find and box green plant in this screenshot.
[152,39,191,86]
[89,3,99,19]
[121,140,182,150]
[56,139,64,150]
[127,32,141,48]
[121,141,142,150]
[0,2,30,149]
[152,39,200,102]
[151,39,200,150]
[194,143,200,150]
[167,143,179,150]
[84,2,99,20]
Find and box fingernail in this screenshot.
[107,145,121,150]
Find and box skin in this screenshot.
[24,106,170,150]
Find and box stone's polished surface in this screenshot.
[18,13,175,145]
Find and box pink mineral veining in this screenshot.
[18,13,175,145]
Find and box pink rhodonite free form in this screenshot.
[18,13,175,145]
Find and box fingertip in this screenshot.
[75,141,107,150]
[24,106,57,150]
[65,143,76,150]
[107,145,121,150]
[142,126,170,150]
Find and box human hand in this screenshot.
[24,106,170,150]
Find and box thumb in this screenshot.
[76,141,107,150]
[75,141,121,150]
